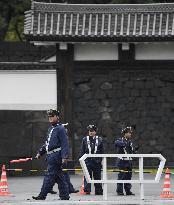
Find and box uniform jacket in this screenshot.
[38,123,69,160]
[80,136,104,164]
[115,137,135,169]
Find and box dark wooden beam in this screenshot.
[56,44,74,159]
[74,60,174,71]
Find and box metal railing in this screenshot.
[79,154,166,200]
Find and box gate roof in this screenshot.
[24,2,174,42]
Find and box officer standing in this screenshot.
[115,126,136,196]
[32,109,70,200]
[80,124,104,195]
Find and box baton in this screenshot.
[10,157,35,163]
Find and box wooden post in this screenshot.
[56,43,74,159]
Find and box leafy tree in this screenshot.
[0,0,30,41]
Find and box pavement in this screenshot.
[0,173,174,205]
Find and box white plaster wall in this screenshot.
[74,43,118,61]
[0,70,57,110]
[135,43,174,60]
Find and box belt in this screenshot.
[47,147,61,155]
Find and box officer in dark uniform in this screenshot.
[80,124,104,195]
[49,123,79,195]
[32,109,70,200]
[115,126,136,196]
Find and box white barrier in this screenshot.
[79,154,166,200]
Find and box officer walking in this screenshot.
[32,109,70,200]
[115,126,136,196]
[48,123,78,195]
[80,124,104,195]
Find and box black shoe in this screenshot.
[117,192,124,196]
[49,190,57,194]
[70,189,79,193]
[32,195,46,200]
[126,192,135,196]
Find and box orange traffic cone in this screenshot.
[0,165,11,196]
[160,168,173,198]
[79,176,86,195]
[79,176,90,195]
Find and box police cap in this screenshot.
[87,124,97,132]
[47,109,60,117]
[121,126,133,134]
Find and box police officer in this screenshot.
[49,123,79,195]
[115,126,136,196]
[32,109,70,200]
[80,124,104,195]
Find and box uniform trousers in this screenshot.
[39,152,69,199]
[116,162,132,194]
[84,160,103,194]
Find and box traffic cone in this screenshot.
[79,176,90,195]
[160,168,173,198]
[79,176,86,195]
[0,165,11,196]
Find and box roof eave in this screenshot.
[24,35,174,43]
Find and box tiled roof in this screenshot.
[24,2,174,42]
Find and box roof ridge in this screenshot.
[33,1,174,6]
[32,1,174,13]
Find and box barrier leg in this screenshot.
[139,157,144,200]
[103,157,107,200]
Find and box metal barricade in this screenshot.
[79,154,166,200]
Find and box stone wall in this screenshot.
[73,69,174,167]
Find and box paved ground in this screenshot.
[0,173,174,204]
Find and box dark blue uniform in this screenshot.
[115,137,135,195]
[37,123,70,200]
[80,136,104,194]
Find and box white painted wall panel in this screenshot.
[74,43,118,61]
[135,43,174,60]
[0,70,57,110]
